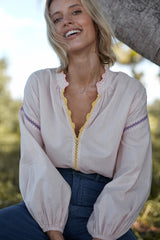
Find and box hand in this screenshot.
[46,230,64,240]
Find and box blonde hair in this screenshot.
[45,0,116,72]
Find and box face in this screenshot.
[49,0,98,55]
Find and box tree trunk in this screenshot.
[99,0,160,66]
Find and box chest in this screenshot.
[63,87,98,137]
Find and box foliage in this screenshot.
[0,58,22,208]
[113,42,144,81]
[148,100,160,199]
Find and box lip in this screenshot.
[63,28,82,38]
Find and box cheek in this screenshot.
[83,17,97,35]
[54,25,64,39]
[53,28,65,45]
[54,23,61,34]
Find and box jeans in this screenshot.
[0,168,137,240]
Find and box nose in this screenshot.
[63,14,73,26]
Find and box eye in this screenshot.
[53,17,62,24]
[72,9,82,15]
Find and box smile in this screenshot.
[65,29,82,38]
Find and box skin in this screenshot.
[47,0,104,239]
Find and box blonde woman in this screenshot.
[0,0,152,240]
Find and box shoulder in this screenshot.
[26,68,58,86]
[107,68,146,99]
[24,68,60,94]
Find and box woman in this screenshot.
[0,0,152,240]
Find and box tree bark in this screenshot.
[99,0,160,66]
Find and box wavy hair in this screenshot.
[45,0,116,72]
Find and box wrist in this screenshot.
[46,230,64,240]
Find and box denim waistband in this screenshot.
[57,168,112,184]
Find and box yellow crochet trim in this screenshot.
[62,89,100,170]
[62,90,76,133]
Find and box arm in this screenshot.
[19,73,71,234]
[87,86,152,240]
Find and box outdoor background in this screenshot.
[0,1,160,239]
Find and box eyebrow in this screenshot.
[50,4,82,18]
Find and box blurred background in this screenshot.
[0,0,160,239]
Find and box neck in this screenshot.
[67,51,104,88]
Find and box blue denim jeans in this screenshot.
[0,168,137,240]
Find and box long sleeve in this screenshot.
[19,73,71,232]
[87,86,152,240]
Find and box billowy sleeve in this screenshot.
[19,73,71,232]
[87,86,152,240]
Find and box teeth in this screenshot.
[65,30,81,37]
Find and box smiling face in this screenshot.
[49,0,98,55]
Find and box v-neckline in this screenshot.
[62,89,100,139]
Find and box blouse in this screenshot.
[19,66,152,240]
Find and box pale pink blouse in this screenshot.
[19,66,152,240]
